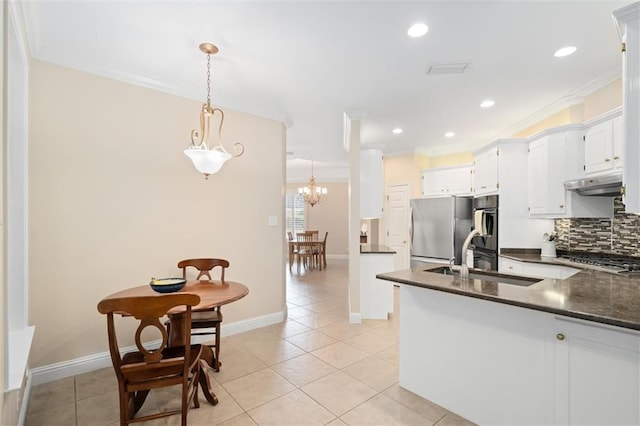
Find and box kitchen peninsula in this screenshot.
[377,264,640,425]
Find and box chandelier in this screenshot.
[184,43,244,179]
[298,161,327,207]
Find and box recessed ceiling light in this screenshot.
[480,100,495,108]
[392,128,403,134]
[407,23,429,38]
[444,132,455,138]
[554,46,577,58]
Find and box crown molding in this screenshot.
[484,69,621,145]
[613,2,640,31]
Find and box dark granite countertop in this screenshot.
[377,262,640,331]
[500,249,557,265]
[360,244,396,254]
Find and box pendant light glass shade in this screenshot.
[184,146,232,176]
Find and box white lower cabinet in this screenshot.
[553,317,640,425]
[359,253,394,320]
[399,285,640,425]
[499,257,579,279]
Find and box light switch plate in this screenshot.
[268,216,278,226]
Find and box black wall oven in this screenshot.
[472,195,499,271]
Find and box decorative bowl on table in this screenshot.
[150,277,186,293]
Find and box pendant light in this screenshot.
[184,43,244,179]
[298,161,327,207]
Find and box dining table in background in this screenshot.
[98,280,249,405]
[288,238,325,271]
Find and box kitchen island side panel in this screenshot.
[399,284,553,425]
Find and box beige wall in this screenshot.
[28,60,286,368]
[428,152,474,169]
[584,79,622,120]
[512,108,574,138]
[287,182,348,256]
[384,154,425,199]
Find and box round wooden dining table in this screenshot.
[99,280,249,405]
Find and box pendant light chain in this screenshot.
[206,53,212,108]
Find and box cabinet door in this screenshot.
[554,318,640,425]
[613,115,624,170]
[584,121,614,175]
[422,170,445,197]
[474,148,498,195]
[528,137,566,216]
[447,166,473,195]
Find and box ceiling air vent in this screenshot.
[426,63,469,75]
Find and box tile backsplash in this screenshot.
[555,197,640,257]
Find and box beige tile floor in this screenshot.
[26,259,475,426]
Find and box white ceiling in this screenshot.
[18,1,631,181]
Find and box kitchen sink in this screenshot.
[425,266,542,287]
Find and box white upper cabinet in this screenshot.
[360,149,384,218]
[528,134,568,216]
[422,165,473,197]
[474,139,554,249]
[613,115,624,170]
[583,109,623,175]
[527,126,612,218]
[473,147,499,195]
[614,3,640,213]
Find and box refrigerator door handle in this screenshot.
[409,206,413,251]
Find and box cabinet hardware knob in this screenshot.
[614,156,620,160]
[508,266,513,269]
[559,204,564,208]
[403,241,407,244]
[556,333,565,341]
[605,158,611,162]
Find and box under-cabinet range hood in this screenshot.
[564,172,622,196]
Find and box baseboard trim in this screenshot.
[349,312,362,324]
[30,309,286,386]
[18,372,32,426]
[326,254,348,260]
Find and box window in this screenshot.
[285,192,305,237]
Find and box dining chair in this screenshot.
[320,231,329,269]
[306,230,319,240]
[177,258,229,371]
[97,293,202,426]
[287,232,299,271]
[295,232,318,271]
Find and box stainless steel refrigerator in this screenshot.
[410,196,473,265]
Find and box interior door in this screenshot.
[386,184,410,271]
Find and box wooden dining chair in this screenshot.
[177,258,229,371]
[320,231,329,269]
[306,230,319,240]
[295,232,318,271]
[97,293,202,426]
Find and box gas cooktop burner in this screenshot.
[557,254,640,274]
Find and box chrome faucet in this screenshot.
[460,229,481,279]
